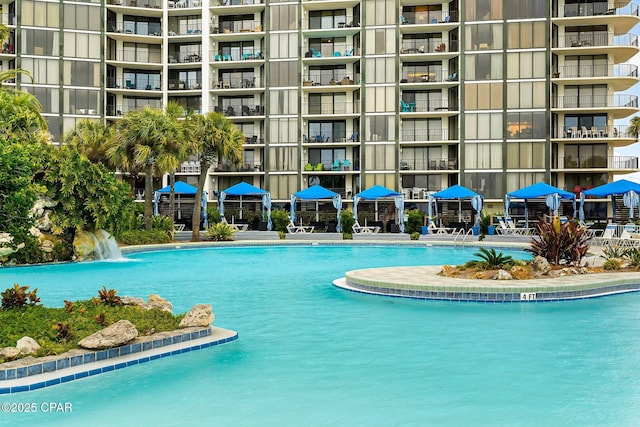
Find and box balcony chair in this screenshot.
[315,163,323,171]
[342,159,351,170]
[331,159,342,171]
[344,48,354,56]
[242,105,251,116]
[446,72,457,81]
[125,80,136,89]
[310,48,322,58]
[350,132,358,142]
[400,15,411,25]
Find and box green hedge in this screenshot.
[117,230,172,245]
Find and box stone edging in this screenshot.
[0,326,237,394]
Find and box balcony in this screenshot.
[211,21,264,35]
[400,128,450,142]
[554,2,639,32]
[107,77,162,91]
[179,161,201,174]
[400,158,457,171]
[211,50,264,62]
[399,11,458,35]
[211,76,264,90]
[400,70,457,84]
[168,51,202,64]
[108,0,163,13]
[554,33,639,62]
[555,156,638,170]
[168,78,202,90]
[106,102,162,117]
[213,162,263,173]
[304,133,359,145]
[213,104,264,118]
[553,95,638,118]
[0,12,16,26]
[553,63,638,91]
[107,49,163,66]
[107,22,163,39]
[554,125,636,141]
[210,0,265,14]
[400,99,459,115]
[303,101,360,116]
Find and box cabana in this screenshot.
[153,181,208,227]
[428,185,483,226]
[353,185,405,232]
[581,179,640,221]
[290,185,342,231]
[505,182,576,227]
[219,182,272,230]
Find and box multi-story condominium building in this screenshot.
[2,0,639,221]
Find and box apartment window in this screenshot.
[507,22,546,49]
[506,82,546,108]
[220,15,258,33]
[122,43,161,63]
[268,146,298,172]
[169,96,201,114]
[465,53,502,81]
[308,148,346,169]
[402,174,441,191]
[465,113,503,140]
[269,61,297,87]
[506,172,546,194]
[505,0,546,19]
[564,85,607,108]
[564,144,607,168]
[466,0,503,21]
[466,23,503,51]
[308,65,347,85]
[507,142,546,168]
[365,57,395,85]
[563,55,607,78]
[270,4,297,31]
[22,28,59,56]
[309,93,348,115]
[65,4,101,31]
[64,32,101,59]
[25,86,59,114]
[22,1,59,28]
[364,144,396,170]
[365,115,393,141]
[506,112,546,139]
[63,88,99,114]
[168,16,202,35]
[268,175,298,201]
[402,147,443,170]
[366,0,395,26]
[309,10,346,30]
[64,61,101,87]
[464,172,504,198]
[121,97,162,114]
[308,121,346,142]
[464,142,502,169]
[21,58,59,85]
[401,119,444,141]
[269,89,298,115]
[270,118,298,144]
[506,51,546,79]
[465,83,502,110]
[270,33,297,59]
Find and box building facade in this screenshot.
[1,0,639,217]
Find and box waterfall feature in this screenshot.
[90,230,124,260]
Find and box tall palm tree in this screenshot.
[628,116,640,140]
[184,112,244,241]
[106,105,184,230]
[64,119,114,166]
[161,102,189,222]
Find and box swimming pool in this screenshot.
[1,245,640,426]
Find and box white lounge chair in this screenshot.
[593,223,617,246]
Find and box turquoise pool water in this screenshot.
[1,245,640,426]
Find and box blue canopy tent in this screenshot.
[428,185,483,225]
[290,185,342,232]
[581,179,640,221]
[154,181,208,227]
[505,182,576,227]
[219,182,272,230]
[353,185,405,232]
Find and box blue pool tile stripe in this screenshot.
[0,327,238,394]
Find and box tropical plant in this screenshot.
[183,112,243,241]
[527,217,590,266]
[405,209,424,234]
[152,215,175,238]
[410,231,420,240]
[97,286,122,307]
[270,208,290,233]
[1,284,41,310]
[624,247,640,269]
[340,209,355,236]
[603,258,622,270]
[106,104,187,231]
[628,115,640,140]
[64,119,114,166]
[206,207,222,225]
[52,321,73,342]
[205,222,236,241]
[464,248,513,270]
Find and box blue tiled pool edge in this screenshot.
[0,326,237,394]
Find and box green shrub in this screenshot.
[97,286,122,307]
[410,231,420,240]
[340,209,355,236]
[206,207,222,225]
[603,258,621,270]
[1,284,41,310]
[117,230,172,245]
[205,222,236,241]
[624,247,640,269]
[464,248,513,270]
[152,215,174,235]
[271,208,290,233]
[405,209,424,234]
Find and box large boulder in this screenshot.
[144,294,173,313]
[179,304,214,328]
[121,296,145,306]
[73,230,97,261]
[531,256,551,275]
[0,347,20,361]
[78,320,139,350]
[16,337,40,355]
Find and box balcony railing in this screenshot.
[555,63,638,78]
[179,161,201,174]
[212,50,264,62]
[211,77,264,89]
[109,0,162,8]
[305,101,360,115]
[400,128,449,141]
[108,22,162,36]
[167,27,203,36]
[243,135,265,144]
[556,156,638,170]
[401,70,458,83]
[213,162,263,172]
[212,21,263,34]
[400,158,456,170]
[168,52,202,63]
[213,104,264,117]
[212,0,263,5]
[400,40,457,54]
[107,78,162,90]
[303,45,358,58]
[304,134,354,143]
[305,18,358,31]
[400,10,458,25]
[401,99,458,112]
[106,103,162,116]
[305,73,359,86]
[168,79,202,90]
[168,0,202,8]
[555,125,634,138]
[557,33,639,48]
[109,50,162,63]
[555,94,638,109]
[556,2,638,18]
[0,13,16,26]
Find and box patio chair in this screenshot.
[495,217,514,235]
[505,217,535,235]
[310,48,322,58]
[592,223,617,246]
[342,159,351,170]
[331,159,342,171]
[400,15,411,25]
[314,163,323,171]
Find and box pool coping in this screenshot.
[0,326,237,394]
[334,266,640,302]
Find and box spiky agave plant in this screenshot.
[464,248,513,270]
[527,217,590,266]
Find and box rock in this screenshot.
[493,269,513,280]
[78,320,139,350]
[144,294,173,313]
[16,337,40,355]
[510,265,531,280]
[0,347,20,361]
[179,304,214,328]
[39,239,55,253]
[73,230,97,261]
[121,296,145,306]
[531,256,551,275]
[439,265,460,277]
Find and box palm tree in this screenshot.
[64,120,113,166]
[628,116,640,140]
[161,102,190,222]
[184,112,244,241]
[0,24,32,90]
[0,90,46,137]
[106,105,185,231]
